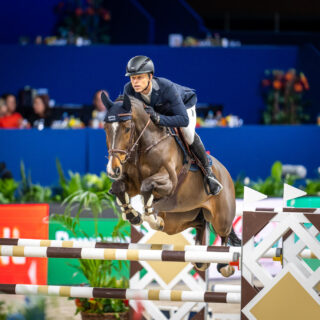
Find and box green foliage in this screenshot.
[51,167,129,315]
[0,301,6,320]
[18,161,52,203]
[0,298,45,320]
[271,161,282,182]
[55,159,114,203]
[251,161,285,197]
[236,161,299,198]
[75,287,128,315]
[2,159,319,204]
[0,159,119,206]
[234,177,245,198]
[305,177,320,196]
[21,297,45,320]
[0,178,18,204]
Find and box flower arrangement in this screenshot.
[261,69,310,124]
[54,0,111,44]
[75,289,129,319]
[196,114,243,128]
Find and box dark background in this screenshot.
[1,1,320,45]
[0,1,319,184]
[0,1,319,123]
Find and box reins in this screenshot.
[108,117,151,164]
[108,116,173,164]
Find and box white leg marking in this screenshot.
[107,122,119,176]
[142,214,164,230]
[146,194,154,207]
[116,197,122,206]
[125,192,130,204]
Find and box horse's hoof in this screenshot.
[129,215,142,225]
[218,265,235,278]
[193,262,210,271]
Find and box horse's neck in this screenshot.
[134,118,164,148]
[134,121,184,172]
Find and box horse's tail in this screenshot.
[228,227,241,247]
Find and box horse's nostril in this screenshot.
[115,167,120,176]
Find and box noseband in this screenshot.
[108,115,172,165]
[108,116,152,165]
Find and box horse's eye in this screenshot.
[125,127,130,133]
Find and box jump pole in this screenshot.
[0,238,285,258]
[0,284,241,304]
[0,245,239,264]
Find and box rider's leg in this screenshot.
[181,106,223,196]
[190,134,223,195]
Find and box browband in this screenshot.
[105,113,132,123]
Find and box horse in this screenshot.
[102,93,240,277]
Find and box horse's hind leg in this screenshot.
[217,235,235,278]
[202,199,240,278]
[193,209,210,271]
[216,228,241,277]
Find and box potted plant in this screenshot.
[51,168,130,320]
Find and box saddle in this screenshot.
[169,128,212,173]
[154,128,212,206]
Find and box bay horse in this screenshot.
[102,93,240,277]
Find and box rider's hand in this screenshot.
[145,106,161,125]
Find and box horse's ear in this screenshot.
[101,91,113,109]
[123,94,131,112]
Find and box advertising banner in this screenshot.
[48,218,130,285]
[0,204,49,284]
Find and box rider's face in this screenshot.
[130,73,152,93]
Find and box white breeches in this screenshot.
[181,105,196,145]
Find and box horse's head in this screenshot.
[102,91,155,179]
[102,92,134,179]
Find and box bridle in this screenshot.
[107,114,170,165]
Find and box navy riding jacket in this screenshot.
[124,76,197,127]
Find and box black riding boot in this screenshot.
[189,134,223,195]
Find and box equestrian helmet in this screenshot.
[125,55,154,76]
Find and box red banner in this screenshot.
[0,204,48,284]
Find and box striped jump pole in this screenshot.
[0,238,236,250]
[211,284,241,293]
[0,245,239,264]
[0,284,241,304]
[0,238,283,259]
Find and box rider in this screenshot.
[123,55,223,195]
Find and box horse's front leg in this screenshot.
[140,171,173,231]
[111,180,142,225]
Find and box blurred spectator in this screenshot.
[90,90,107,128]
[0,94,24,128]
[0,162,13,179]
[0,98,8,118]
[28,95,53,129]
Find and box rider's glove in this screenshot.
[145,106,161,125]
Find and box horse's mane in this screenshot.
[128,95,146,117]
